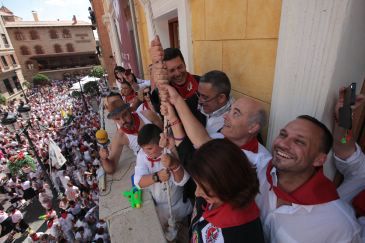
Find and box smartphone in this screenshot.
[339,83,356,129]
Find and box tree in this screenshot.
[83,81,100,96]
[32,73,51,86]
[0,93,6,105]
[71,90,81,98]
[90,65,104,78]
[22,81,32,89]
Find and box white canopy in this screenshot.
[70,76,99,91]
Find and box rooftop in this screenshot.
[5,20,91,28]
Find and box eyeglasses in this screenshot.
[197,92,221,103]
[143,92,150,97]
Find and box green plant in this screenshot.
[71,90,81,98]
[7,152,36,176]
[90,65,104,78]
[22,81,32,89]
[32,73,51,86]
[0,93,6,105]
[83,81,100,95]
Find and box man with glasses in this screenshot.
[197,70,234,134]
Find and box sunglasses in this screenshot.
[143,92,150,97]
[125,69,132,75]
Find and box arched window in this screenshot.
[66,43,74,52]
[20,46,30,55]
[15,31,25,41]
[62,29,71,38]
[49,29,58,39]
[34,45,44,54]
[54,44,62,53]
[29,30,39,40]
[25,60,34,70]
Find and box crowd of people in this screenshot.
[0,79,110,242]
[99,36,365,242]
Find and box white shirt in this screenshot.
[210,132,272,168]
[123,111,152,155]
[199,96,234,134]
[335,144,365,203]
[334,144,365,241]
[11,209,23,223]
[134,149,192,225]
[0,211,8,223]
[255,161,362,243]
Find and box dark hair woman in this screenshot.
[187,139,264,243]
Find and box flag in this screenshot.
[48,139,66,169]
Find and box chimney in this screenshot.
[32,11,39,21]
[72,15,77,25]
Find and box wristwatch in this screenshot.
[152,172,161,183]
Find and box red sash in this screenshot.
[120,113,140,135]
[203,201,260,228]
[171,72,198,99]
[266,161,339,205]
[240,138,259,153]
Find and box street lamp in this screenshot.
[1,104,55,195]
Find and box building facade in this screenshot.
[0,6,25,100]
[89,0,115,86]
[4,11,99,81]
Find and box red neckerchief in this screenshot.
[266,161,339,205]
[171,72,198,99]
[352,189,365,217]
[61,212,68,219]
[31,234,40,240]
[203,201,260,228]
[47,219,54,228]
[120,113,140,135]
[240,138,259,153]
[147,156,161,168]
[142,101,150,111]
[124,92,136,103]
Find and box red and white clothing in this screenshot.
[255,160,362,242]
[118,111,152,155]
[65,185,80,201]
[210,133,272,167]
[134,149,192,227]
[190,198,264,243]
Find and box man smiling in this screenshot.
[160,85,361,242]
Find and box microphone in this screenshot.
[95,129,110,148]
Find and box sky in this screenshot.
[1,0,92,22]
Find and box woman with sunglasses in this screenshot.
[136,86,157,114]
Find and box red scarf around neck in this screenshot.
[171,72,198,99]
[124,92,136,103]
[120,113,140,135]
[147,156,161,168]
[266,161,339,205]
[142,101,150,111]
[203,201,260,228]
[240,138,259,153]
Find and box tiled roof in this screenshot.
[5,20,91,28]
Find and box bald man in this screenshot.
[160,84,271,167]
